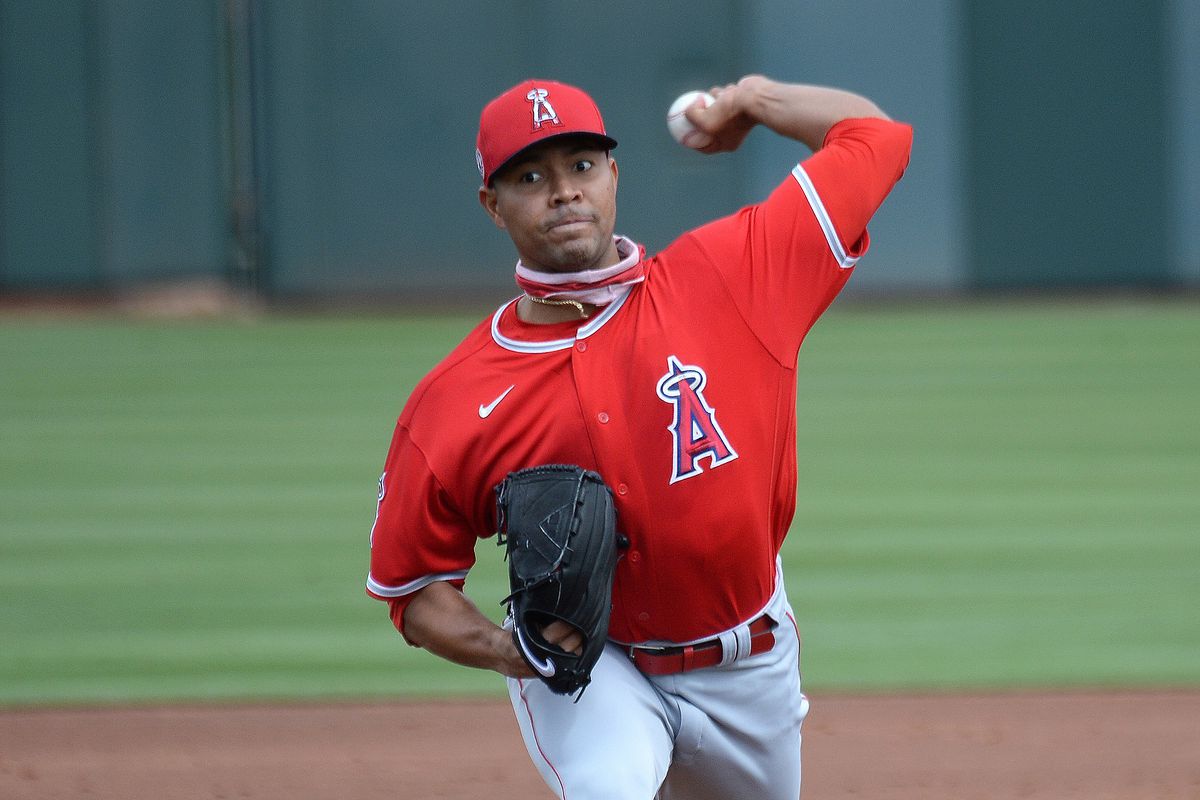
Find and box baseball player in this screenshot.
[367,75,911,798]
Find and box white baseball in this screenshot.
[667,90,716,150]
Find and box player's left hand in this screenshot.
[684,76,763,154]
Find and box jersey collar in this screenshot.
[490,283,635,353]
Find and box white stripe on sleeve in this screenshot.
[791,164,860,269]
[366,570,470,598]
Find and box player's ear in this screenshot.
[479,185,506,230]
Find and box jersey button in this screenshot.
[629,550,641,562]
[575,341,588,352]
[637,612,650,622]
[597,411,610,424]
[617,483,628,495]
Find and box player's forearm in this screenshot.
[402,580,531,678]
[735,75,889,151]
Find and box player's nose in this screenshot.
[547,171,584,205]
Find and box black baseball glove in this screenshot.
[495,465,622,698]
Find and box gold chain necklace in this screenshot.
[526,294,588,318]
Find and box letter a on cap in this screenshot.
[527,88,562,130]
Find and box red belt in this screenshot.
[627,616,776,676]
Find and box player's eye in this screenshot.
[573,159,594,172]
[518,170,543,184]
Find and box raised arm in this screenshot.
[685,75,890,154]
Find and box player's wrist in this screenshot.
[733,74,772,120]
[490,624,529,678]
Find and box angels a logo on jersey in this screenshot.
[656,355,738,484]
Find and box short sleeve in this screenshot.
[682,117,913,362]
[798,117,914,266]
[365,423,476,636]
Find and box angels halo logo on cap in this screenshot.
[526,87,562,130]
[476,79,618,186]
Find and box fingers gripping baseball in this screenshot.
[679,78,760,154]
[676,82,748,154]
[668,91,717,149]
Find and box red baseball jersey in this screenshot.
[367,117,912,645]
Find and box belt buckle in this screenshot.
[627,642,673,659]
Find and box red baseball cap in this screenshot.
[475,79,618,186]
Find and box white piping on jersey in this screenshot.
[791,164,860,269]
[366,569,469,598]
[490,285,634,353]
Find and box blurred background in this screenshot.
[2,0,1198,300]
[0,1,1197,706]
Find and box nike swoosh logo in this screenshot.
[515,625,557,677]
[478,384,516,418]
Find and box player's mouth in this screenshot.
[546,215,594,233]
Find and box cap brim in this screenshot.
[488,132,619,185]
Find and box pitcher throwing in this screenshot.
[367,75,912,798]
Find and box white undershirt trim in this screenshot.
[490,284,634,354]
[366,570,469,598]
[791,164,860,269]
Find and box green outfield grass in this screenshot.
[1,300,1197,706]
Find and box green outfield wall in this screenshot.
[1,1,1197,295]
[965,1,1171,289]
